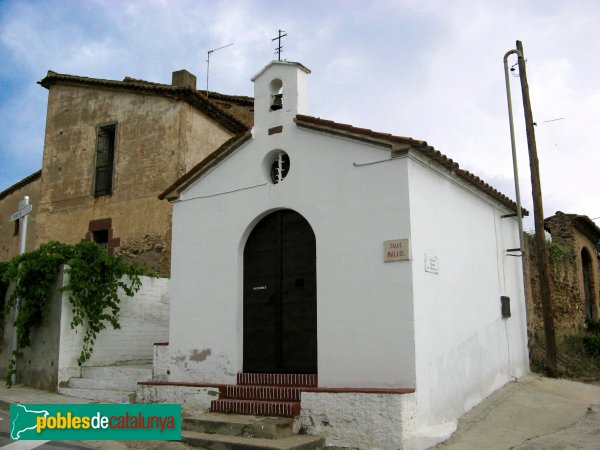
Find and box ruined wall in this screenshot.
[0,175,41,261]
[36,84,234,276]
[525,217,600,338]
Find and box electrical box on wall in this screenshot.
[501,296,511,318]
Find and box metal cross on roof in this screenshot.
[272,29,287,61]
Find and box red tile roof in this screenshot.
[295,115,526,214]
[160,114,527,215]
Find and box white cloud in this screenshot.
[1,0,598,222]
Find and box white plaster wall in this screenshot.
[407,155,529,434]
[252,61,308,133]
[153,344,170,381]
[300,391,417,449]
[136,384,219,415]
[169,120,416,388]
[58,274,169,384]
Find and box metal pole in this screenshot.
[11,196,30,385]
[206,50,211,97]
[503,49,525,254]
[516,40,558,376]
[206,43,233,98]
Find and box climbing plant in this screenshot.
[1,241,149,387]
[546,240,575,267]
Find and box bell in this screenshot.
[271,93,283,111]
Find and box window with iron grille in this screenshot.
[94,125,116,196]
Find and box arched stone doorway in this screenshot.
[581,248,596,319]
[243,209,317,373]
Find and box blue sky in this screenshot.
[1,0,599,227]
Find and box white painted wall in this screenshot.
[169,93,416,388]
[58,274,169,384]
[300,391,417,448]
[252,61,309,133]
[167,61,529,445]
[407,154,529,437]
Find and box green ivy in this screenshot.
[1,241,149,387]
[546,240,575,267]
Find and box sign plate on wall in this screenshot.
[425,253,439,274]
[383,238,410,262]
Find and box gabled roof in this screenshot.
[545,211,600,243]
[295,115,526,214]
[251,60,311,81]
[159,132,253,200]
[39,71,252,134]
[160,114,527,215]
[0,170,41,200]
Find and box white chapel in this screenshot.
[151,60,529,449]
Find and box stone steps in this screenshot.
[183,412,296,439]
[68,376,138,391]
[82,364,153,381]
[182,430,324,450]
[181,410,323,449]
[60,364,152,403]
[58,387,135,403]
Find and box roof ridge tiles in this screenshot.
[295,114,525,214]
[39,71,250,134]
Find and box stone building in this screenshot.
[525,212,600,337]
[0,70,253,275]
[141,60,529,448]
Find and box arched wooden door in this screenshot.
[243,210,317,373]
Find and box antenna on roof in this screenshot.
[206,43,233,98]
[272,30,287,61]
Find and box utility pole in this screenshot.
[9,196,32,385]
[516,40,558,376]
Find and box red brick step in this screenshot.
[221,385,302,402]
[211,399,301,418]
[236,373,317,387]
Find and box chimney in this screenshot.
[172,70,197,90]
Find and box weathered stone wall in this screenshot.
[525,214,600,338]
[33,83,234,275]
[0,268,65,391]
[0,175,41,261]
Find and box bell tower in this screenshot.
[251,61,311,133]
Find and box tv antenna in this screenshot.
[206,43,233,98]
[272,29,287,61]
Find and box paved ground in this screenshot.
[0,374,598,449]
[436,374,600,450]
[0,384,188,450]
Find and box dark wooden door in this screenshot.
[243,210,317,373]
